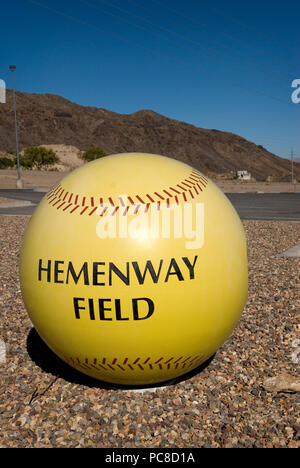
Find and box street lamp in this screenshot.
[9,65,23,189]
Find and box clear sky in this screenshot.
[0,0,299,160]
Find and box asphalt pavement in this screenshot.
[0,189,299,221]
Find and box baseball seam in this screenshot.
[68,355,206,373]
[46,171,208,216]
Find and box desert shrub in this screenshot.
[0,157,14,169]
[21,146,59,169]
[82,147,107,162]
[19,155,34,169]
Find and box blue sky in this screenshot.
[0,0,299,160]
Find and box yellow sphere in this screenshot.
[20,153,248,386]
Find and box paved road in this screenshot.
[0,189,299,221]
[226,193,300,222]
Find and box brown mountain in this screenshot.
[0,90,298,181]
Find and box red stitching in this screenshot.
[136,195,145,204]
[169,187,180,194]
[63,203,73,212]
[174,356,183,363]
[147,194,155,202]
[100,207,108,216]
[190,356,200,363]
[57,201,66,210]
[189,176,200,183]
[89,207,98,216]
[111,206,119,216]
[70,205,79,214]
[47,171,208,216]
[47,195,57,204]
[80,363,91,370]
[56,187,64,198]
[46,191,55,200]
[80,207,88,215]
[182,181,193,189]
[182,356,191,363]
[165,357,174,364]
[197,174,208,184]
[163,189,173,198]
[70,355,205,373]
[154,192,165,200]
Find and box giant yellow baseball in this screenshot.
[20,153,248,386]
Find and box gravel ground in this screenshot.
[0,216,299,448]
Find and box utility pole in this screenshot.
[9,65,23,189]
[291,148,294,185]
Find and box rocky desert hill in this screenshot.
[0,90,298,181]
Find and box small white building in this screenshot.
[237,170,251,181]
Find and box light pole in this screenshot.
[291,148,294,184]
[9,65,23,188]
